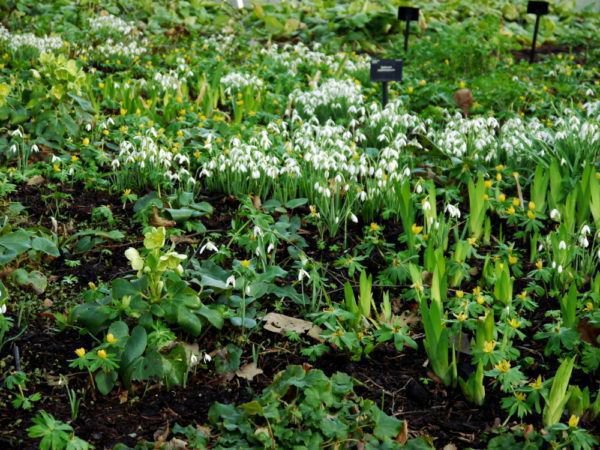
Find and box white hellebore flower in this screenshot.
[125,248,144,271]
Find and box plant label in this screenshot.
[527,1,549,15]
[370,59,403,83]
[398,6,420,21]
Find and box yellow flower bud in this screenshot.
[97,349,108,359]
[106,333,118,345]
[568,415,580,428]
[495,360,511,373]
[240,259,251,269]
[75,348,86,358]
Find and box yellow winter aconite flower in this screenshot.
[53,163,60,172]
[240,259,251,269]
[508,254,518,265]
[82,137,90,146]
[467,237,477,246]
[484,180,493,189]
[508,318,521,329]
[483,340,496,353]
[411,223,423,234]
[529,376,543,390]
[506,206,516,215]
[528,201,536,211]
[514,392,526,402]
[535,260,543,270]
[495,360,511,373]
[418,79,426,86]
[527,210,536,220]
[455,312,468,322]
[496,173,502,182]
[512,198,520,207]
[370,223,380,232]
[120,108,127,116]
[584,302,594,312]
[476,295,485,305]
[97,349,108,359]
[495,165,505,171]
[106,333,118,344]
[456,290,464,299]
[568,415,580,428]
[75,348,86,358]
[498,193,506,202]
[71,155,79,163]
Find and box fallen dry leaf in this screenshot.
[236,362,263,381]
[443,444,458,450]
[397,419,409,444]
[454,88,473,116]
[27,175,45,186]
[262,312,323,341]
[150,206,176,228]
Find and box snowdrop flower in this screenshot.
[350,213,358,223]
[580,225,591,236]
[9,145,17,155]
[203,353,212,363]
[200,241,218,254]
[225,275,236,288]
[0,304,6,314]
[445,204,461,219]
[557,265,563,274]
[550,209,561,221]
[190,353,199,365]
[559,241,567,250]
[253,226,263,238]
[415,184,423,194]
[422,200,431,211]
[267,243,275,254]
[298,269,310,281]
[86,123,92,131]
[31,144,39,153]
[11,129,22,138]
[579,236,589,248]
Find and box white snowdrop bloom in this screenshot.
[190,353,199,366]
[203,353,212,363]
[415,184,423,194]
[30,144,39,153]
[552,261,557,269]
[557,265,563,274]
[86,123,92,131]
[445,204,461,219]
[350,213,358,223]
[253,226,263,238]
[579,236,589,248]
[559,241,567,250]
[9,145,17,155]
[267,243,275,254]
[422,200,431,211]
[11,129,23,138]
[580,225,591,236]
[89,14,135,35]
[298,269,310,281]
[225,275,236,288]
[550,209,561,221]
[200,241,218,254]
[0,304,6,315]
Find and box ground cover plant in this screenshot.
[0,0,599,448]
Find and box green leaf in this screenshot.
[284,198,308,209]
[121,326,147,369]
[176,305,202,336]
[31,237,60,257]
[199,305,224,329]
[95,370,117,395]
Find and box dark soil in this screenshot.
[1,182,598,449]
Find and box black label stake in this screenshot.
[370,59,403,107]
[527,1,549,63]
[398,6,420,52]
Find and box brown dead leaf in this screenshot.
[262,312,323,341]
[150,207,176,228]
[153,423,170,445]
[454,88,473,117]
[578,318,600,346]
[27,175,45,186]
[443,444,458,450]
[119,390,129,404]
[236,362,263,381]
[397,420,409,444]
[251,195,262,210]
[165,438,188,449]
